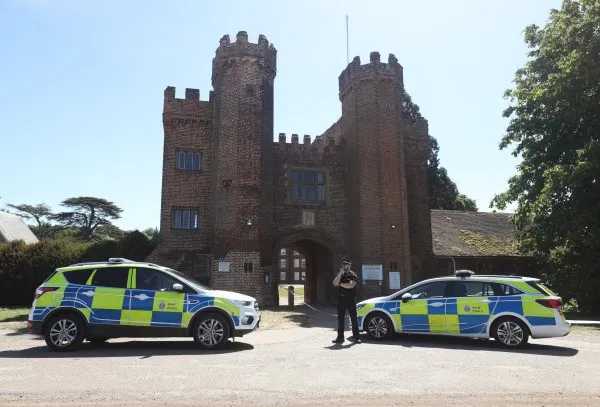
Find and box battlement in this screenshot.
[274,132,340,155]
[163,86,214,117]
[164,86,214,103]
[338,52,404,100]
[211,31,277,86]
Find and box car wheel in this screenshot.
[492,317,529,348]
[365,313,393,341]
[192,313,230,350]
[44,313,85,352]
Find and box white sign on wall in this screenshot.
[362,264,383,281]
[389,272,401,290]
[218,262,230,272]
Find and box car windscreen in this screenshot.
[162,267,210,291]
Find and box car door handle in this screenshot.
[429,302,445,307]
[134,294,150,300]
[81,290,95,297]
[479,299,492,304]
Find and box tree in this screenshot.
[400,90,478,211]
[491,0,600,313]
[427,135,478,211]
[119,230,156,261]
[5,203,57,239]
[142,227,160,245]
[94,224,125,241]
[52,197,123,241]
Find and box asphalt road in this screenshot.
[1,310,600,406]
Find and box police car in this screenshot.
[27,258,260,352]
[356,270,570,348]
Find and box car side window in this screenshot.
[449,281,524,297]
[91,267,130,289]
[136,267,193,293]
[63,268,95,285]
[450,281,487,297]
[493,283,523,296]
[408,282,447,299]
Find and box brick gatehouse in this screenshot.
[147,31,435,306]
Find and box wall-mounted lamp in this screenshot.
[391,224,396,229]
[246,219,253,226]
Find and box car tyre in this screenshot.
[491,317,529,348]
[365,312,394,341]
[43,313,86,352]
[192,312,230,350]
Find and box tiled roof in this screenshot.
[0,211,39,244]
[431,210,528,257]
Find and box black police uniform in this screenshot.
[334,266,360,342]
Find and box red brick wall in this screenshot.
[339,52,413,298]
[209,32,276,303]
[159,87,214,252]
[272,134,348,248]
[151,36,436,305]
[405,119,434,281]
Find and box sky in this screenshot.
[0,0,562,231]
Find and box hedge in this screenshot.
[0,231,155,306]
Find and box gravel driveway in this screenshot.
[1,307,599,406]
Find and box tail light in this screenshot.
[535,298,562,309]
[34,287,58,299]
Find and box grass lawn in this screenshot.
[0,307,29,331]
[0,307,29,323]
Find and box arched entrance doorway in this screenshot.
[274,231,343,306]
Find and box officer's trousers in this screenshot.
[337,294,360,339]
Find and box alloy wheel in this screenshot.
[496,320,524,346]
[197,318,224,346]
[49,319,78,348]
[368,316,388,339]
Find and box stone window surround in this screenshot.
[286,166,329,205]
[171,207,199,230]
[176,150,204,171]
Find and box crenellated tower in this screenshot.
[151,33,434,305]
[210,31,277,295]
[339,51,420,296]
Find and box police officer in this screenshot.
[332,257,360,343]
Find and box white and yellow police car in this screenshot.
[356,270,570,347]
[27,258,260,352]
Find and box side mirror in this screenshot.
[401,293,412,303]
[173,283,183,292]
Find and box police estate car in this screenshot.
[356,270,570,347]
[27,258,260,351]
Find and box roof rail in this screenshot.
[68,261,113,267]
[66,258,161,268]
[475,275,524,279]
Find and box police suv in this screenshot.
[27,258,260,351]
[356,270,571,348]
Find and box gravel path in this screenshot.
[1,310,599,406]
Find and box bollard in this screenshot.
[288,285,294,310]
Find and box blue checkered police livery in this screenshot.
[27,258,260,352]
[356,270,570,348]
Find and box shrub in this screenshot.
[0,231,156,306]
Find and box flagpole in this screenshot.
[346,15,349,65]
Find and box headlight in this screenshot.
[230,299,253,307]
